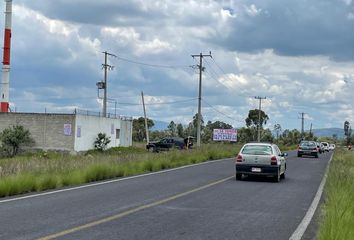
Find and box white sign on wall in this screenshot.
[77,126,81,138]
[63,124,72,136]
[111,124,115,135]
[213,129,237,142]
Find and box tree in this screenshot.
[133,117,154,142]
[176,123,184,137]
[262,128,274,142]
[245,109,269,142]
[278,129,302,145]
[167,121,177,136]
[237,127,253,143]
[0,125,34,157]
[245,109,269,128]
[273,124,282,140]
[184,113,204,139]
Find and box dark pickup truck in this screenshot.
[146,137,193,152]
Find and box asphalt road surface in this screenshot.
[0,150,332,240]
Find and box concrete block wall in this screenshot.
[0,113,76,151]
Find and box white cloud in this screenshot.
[102,27,140,43]
[342,0,353,6]
[244,4,262,17]
[101,27,174,55]
[14,5,77,37]
[348,12,354,19]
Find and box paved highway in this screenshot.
[0,150,332,240]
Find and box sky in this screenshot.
[1,0,353,131]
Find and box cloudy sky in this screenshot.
[1,0,353,130]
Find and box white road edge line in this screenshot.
[0,157,233,204]
[289,153,334,240]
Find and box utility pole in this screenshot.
[141,91,149,144]
[102,51,116,117]
[254,96,267,142]
[299,112,306,139]
[309,123,313,135]
[191,52,212,147]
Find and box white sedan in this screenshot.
[235,143,287,182]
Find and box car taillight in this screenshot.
[236,154,243,162]
[271,156,277,165]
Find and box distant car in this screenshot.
[321,142,329,152]
[315,142,323,153]
[298,141,319,158]
[235,143,287,182]
[329,144,335,151]
[146,137,193,152]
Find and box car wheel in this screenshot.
[297,153,302,157]
[148,147,155,152]
[236,173,242,181]
[315,153,319,158]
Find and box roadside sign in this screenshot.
[213,129,237,142]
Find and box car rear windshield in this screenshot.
[241,145,273,155]
[300,141,316,147]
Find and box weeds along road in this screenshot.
[0,150,332,240]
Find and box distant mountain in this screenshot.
[310,128,345,139]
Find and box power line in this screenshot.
[207,58,239,87]
[211,57,231,76]
[117,98,197,106]
[116,55,189,69]
[202,99,243,123]
[203,60,236,92]
[204,58,251,98]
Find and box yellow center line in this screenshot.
[37,175,234,240]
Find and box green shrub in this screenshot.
[0,125,35,157]
[93,133,111,151]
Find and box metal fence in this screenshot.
[9,108,132,121]
[74,109,133,121]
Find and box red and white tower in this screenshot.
[1,0,12,112]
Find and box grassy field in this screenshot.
[0,143,241,197]
[318,148,354,240]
